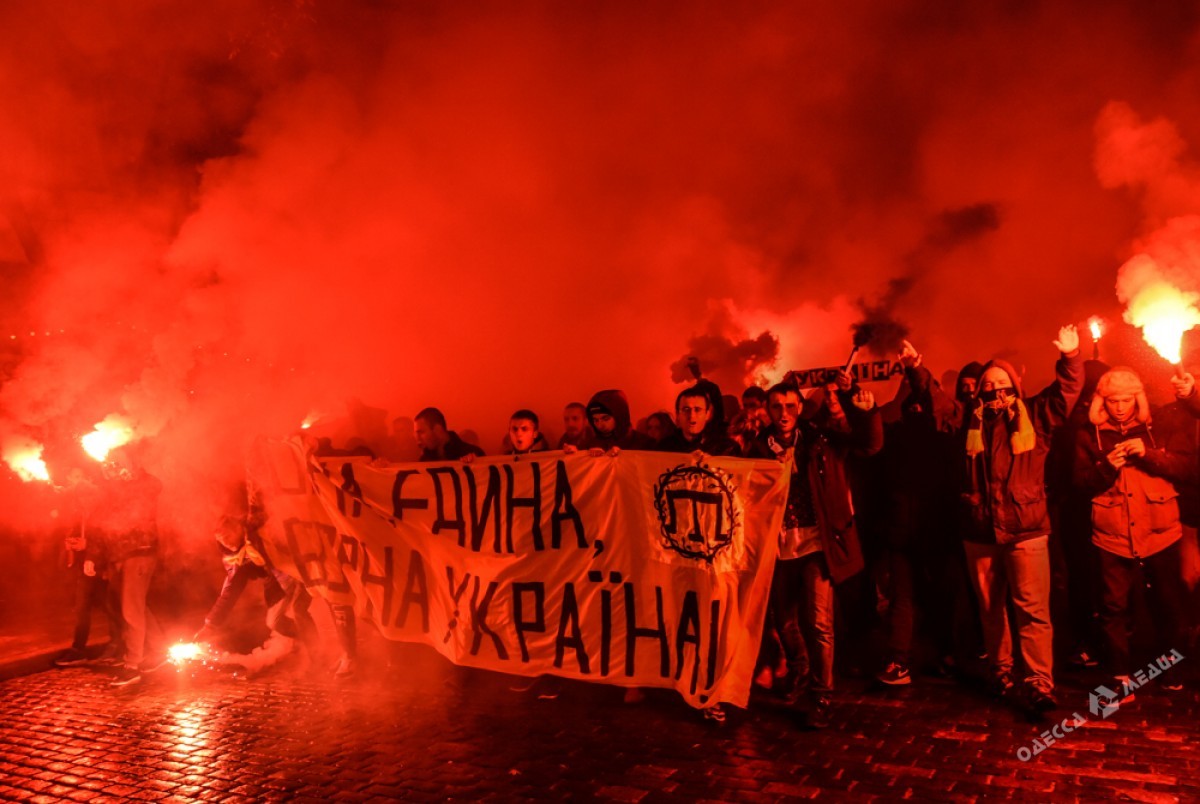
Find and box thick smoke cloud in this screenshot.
[2,2,1200,538]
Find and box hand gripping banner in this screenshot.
[247,438,789,709]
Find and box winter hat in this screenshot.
[977,359,1025,398]
[1089,367,1150,426]
[957,361,985,400]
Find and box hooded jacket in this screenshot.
[584,389,654,450]
[1074,368,1194,557]
[960,350,1083,545]
[879,364,959,551]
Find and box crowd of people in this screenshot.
[53,323,1200,732]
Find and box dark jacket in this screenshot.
[420,431,485,462]
[748,389,883,583]
[1181,389,1200,419]
[1155,400,1200,528]
[879,365,959,552]
[585,389,654,450]
[1074,415,1192,558]
[655,429,742,457]
[960,351,1083,545]
[91,469,162,562]
[557,429,592,450]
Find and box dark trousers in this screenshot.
[770,553,834,696]
[71,570,117,651]
[1099,541,1188,677]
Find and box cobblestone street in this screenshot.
[2,641,1198,802]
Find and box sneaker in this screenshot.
[929,655,956,679]
[1069,649,1100,669]
[332,657,357,679]
[1025,683,1058,713]
[753,666,774,690]
[1098,676,1136,708]
[877,662,912,686]
[779,672,809,706]
[701,704,727,724]
[806,697,831,730]
[140,655,170,674]
[509,677,538,693]
[987,671,1015,699]
[535,678,562,700]
[109,666,142,687]
[53,648,89,668]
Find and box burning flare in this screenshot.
[168,642,206,664]
[81,416,134,462]
[3,437,51,483]
[1089,317,1103,341]
[1121,280,1200,366]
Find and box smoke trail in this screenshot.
[0,2,1199,539]
[669,303,779,394]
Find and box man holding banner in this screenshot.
[247,430,791,718]
[749,372,882,728]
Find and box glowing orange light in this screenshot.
[3,439,50,483]
[1122,281,1200,365]
[168,642,205,664]
[81,416,134,462]
[1089,317,1103,340]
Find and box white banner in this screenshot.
[248,439,789,708]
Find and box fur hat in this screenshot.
[1089,367,1151,426]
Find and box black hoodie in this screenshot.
[585,389,654,450]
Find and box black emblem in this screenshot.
[653,462,741,562]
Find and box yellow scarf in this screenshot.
[965,398,1036,458]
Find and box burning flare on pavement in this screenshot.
[3,437,51,483]
[168,642,206,664]
[81,415,134,462]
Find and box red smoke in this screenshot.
[2,2,1200,538]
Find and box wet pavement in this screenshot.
[1,637,1198,802]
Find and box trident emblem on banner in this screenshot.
[653,463,741,562]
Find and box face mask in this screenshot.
[979,388,1013,405]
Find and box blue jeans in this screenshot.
[111,554,162,670]
[964,535,1053,690]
